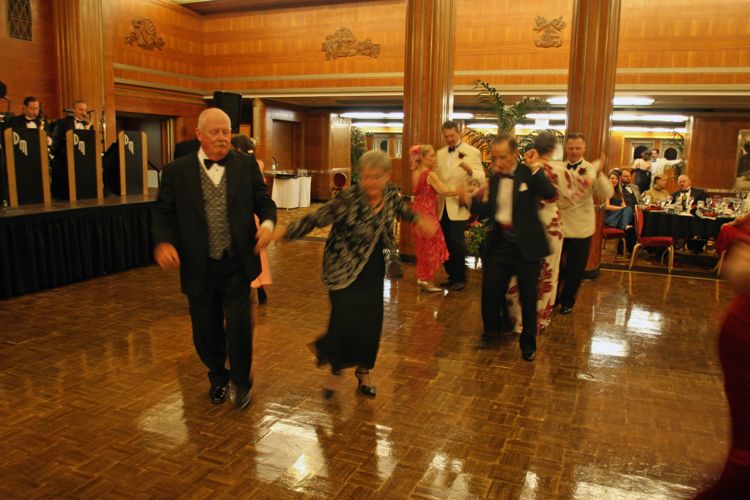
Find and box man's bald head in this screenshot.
[196,108,232,160]
[678,175,692,191]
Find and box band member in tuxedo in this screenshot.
[3,96,42,129]
[435,120,485,291]
[51,101,91,199]
[462,134,556,361]
[556,132,613,315]
[152,108,276,409]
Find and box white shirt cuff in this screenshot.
[260,220,275,233]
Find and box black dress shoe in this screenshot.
[450,281,466,291]
[235,386,252,409]
[209,384,229,405]
[559,305,573,315]
[439,279,453,288]
[257,287,267,304]
[522,350,536,362]
[481,330,496,340]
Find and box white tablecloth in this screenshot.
[272,177,300,209]
[298,176,311,208]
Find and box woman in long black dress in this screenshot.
[272,150,436,397]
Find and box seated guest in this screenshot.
[671,175,707,205]
[642,175,671,204]
[605,170,636,253]
[619,168,642,206]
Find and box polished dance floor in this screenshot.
[0,239,733,498]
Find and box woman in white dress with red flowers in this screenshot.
[506,132,592,333]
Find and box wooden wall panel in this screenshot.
[114,85,206,143]
[0,0,60,119]
[255,100,306,170]
[109,0,204,93]
[685,116,750,191]
[201,0,406,92]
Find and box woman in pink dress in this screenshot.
[409,144,456,292]
[231,135,272,304]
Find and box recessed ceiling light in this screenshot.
[546,96,655,106]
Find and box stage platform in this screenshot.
[0,194,157,299]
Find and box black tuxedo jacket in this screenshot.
[2,114,41,131]
[470,162,556,262]
[152,150,277,297]
[51,116,87,153]
[670,187,707,204]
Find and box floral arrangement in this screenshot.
[466,218,490,257]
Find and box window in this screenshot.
[7,0,32,41]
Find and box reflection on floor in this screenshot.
[0,239,733,497]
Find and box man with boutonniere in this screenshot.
[459,134,556,362]
[556,132,613,315]
[435,120,485,291]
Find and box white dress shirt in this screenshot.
[495,169,516,225]
[74,119,86,130]
[197,148,226,186]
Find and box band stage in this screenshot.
[0,194,156,298]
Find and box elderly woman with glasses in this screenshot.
[272,150,436,398]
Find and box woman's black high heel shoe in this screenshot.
[354,369,376,397]
[257,286,267,304]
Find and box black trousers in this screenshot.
[558,236,592,308]
[440,210,467,284]
[482,236,540,353]
[187,256,252,389]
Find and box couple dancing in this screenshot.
[154,110,437,404]
[409,121,486,293]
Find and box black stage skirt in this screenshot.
[315,240,385,371]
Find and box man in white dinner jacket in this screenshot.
[556,132,613,315]
[435,120,485,290]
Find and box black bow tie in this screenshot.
[204,159,225,169]
[567,161,582,170]
[498,172,514,179]
[448,146,457,153]
[680,189,689,193]
[26,118,35,123]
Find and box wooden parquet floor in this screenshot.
[0,239,735,498]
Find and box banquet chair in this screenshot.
[602,226,626,258]
[629,206,675,273]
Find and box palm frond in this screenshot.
[461,128,492,156]
[472,81,550,135]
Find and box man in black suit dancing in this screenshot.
[152,108,276,409]
[463,134,556,361]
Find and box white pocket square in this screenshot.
[519,182,529,192]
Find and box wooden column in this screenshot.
[565,0,622,276]
[53,0,115,145]
[399,0,457,258]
